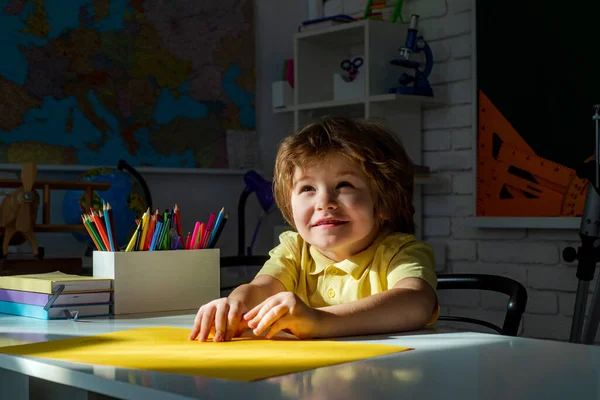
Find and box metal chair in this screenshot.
[436,274,528,336]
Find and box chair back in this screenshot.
[437,274,528,336]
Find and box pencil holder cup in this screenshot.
[93,249,220,315]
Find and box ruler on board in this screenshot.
[477,91,588,217]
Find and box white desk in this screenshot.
[0,312,598,400]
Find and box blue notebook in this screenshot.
[0,300,111,320]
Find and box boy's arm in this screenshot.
[228,274,286,310]
[316,278,436,337]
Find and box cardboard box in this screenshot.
[93,250,220,315]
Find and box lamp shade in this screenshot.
[244,171,275,213]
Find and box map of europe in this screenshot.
[0,0,255,168]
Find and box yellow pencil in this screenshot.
[125,220,141,252]
[138,208,150,251]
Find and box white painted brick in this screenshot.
[478,241,558,264]
[419,12,471,41]
[423,129,451,151]
[432,80,472,105]
[424,217,450,237]
[526,229,580,241]
[450,261,527,286]
[447,239,476,260]
[423,149,472,171]
[404,0,447,19]
[558,292,594,317]
[438,290,480,307]
[428,41,451,63]
[429,59,472,85]
[423,104,471,129]
[448,34,472,58]
[428,240,447,271]
[447,0,472,14]
[423,172,452,194]
[451,218,527,239]
[528,266,580,291]
[424,194,473,217]
[522,314,572,340]
[521,290,558,315]
[452,127,472,149]
[452,171,473,194]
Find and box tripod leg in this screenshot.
[583,275,600,343]
[570,280,590,343]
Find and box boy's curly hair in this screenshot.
[273,116,415,234]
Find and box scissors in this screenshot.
[340,57,364,82]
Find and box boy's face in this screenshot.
[290,153,379,262]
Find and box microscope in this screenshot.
[389,14,434,97]
[564,104,600,344]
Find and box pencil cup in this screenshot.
[93,249,220,315]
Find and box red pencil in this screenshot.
[184,232,191,250]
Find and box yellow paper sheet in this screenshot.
[0,327,411,381]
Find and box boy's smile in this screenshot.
[291,153,380,262]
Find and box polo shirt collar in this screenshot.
[309,229,390,279]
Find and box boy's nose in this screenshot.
[316,192,338,210]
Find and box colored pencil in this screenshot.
[174,204,182,238]
[82,215,102,251]
[106,202,118,250]
[102,202,115,251]
[138,208,150,251]
[91,209,110,250]
[209,213,228,249]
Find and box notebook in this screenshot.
[0,300,111,320]
[0,271,112,294]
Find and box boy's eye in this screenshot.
[300,185,314,192]
[336,181,353,189]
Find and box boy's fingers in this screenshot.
[253,304,287,336]
[265,317,288,339]
[243,299,266,321]
[189,309,203,340]
[213,303,230,342]
[198,306,216,342]
[225,304,242,341]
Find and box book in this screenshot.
[0,288,111,307]
[298,14,356,32]
[0,300,111,320]
[0,271,112,294]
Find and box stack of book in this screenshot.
[0,271,113,320]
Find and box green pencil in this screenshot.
[391,0,404,23]
[363,0,374,20]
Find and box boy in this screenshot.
[190,116,437,341]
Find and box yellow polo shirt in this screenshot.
[256,230,439,324]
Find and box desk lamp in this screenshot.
[237,171,275,256]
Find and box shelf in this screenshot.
[272,94,438,114]
[464,217,581,229]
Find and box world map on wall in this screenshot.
[0,0,255,168]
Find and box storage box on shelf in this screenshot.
[271,19,443,239]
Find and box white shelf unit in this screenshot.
[272,20,441,238]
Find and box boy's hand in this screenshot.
[189,298,248,342]
[243,292,322,339]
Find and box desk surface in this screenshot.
[0,312,598,400]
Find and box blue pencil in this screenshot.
[150,221,162,251]
[102,200,115,251]
[208,207,225,248]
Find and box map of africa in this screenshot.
[0,0,255,168]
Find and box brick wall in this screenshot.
[404,0,587,341]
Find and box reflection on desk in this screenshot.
[0,313,598,400]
